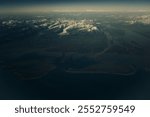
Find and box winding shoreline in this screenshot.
[65,66,137,76]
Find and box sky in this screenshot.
[0,0,150,4]
[0,0,150,12]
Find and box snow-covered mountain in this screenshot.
[127,15,150,24]
[48,19,99,36]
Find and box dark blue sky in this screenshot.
[0,0,150,9]
[0,0,150,4]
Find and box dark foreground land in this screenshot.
[0,12,150,99]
